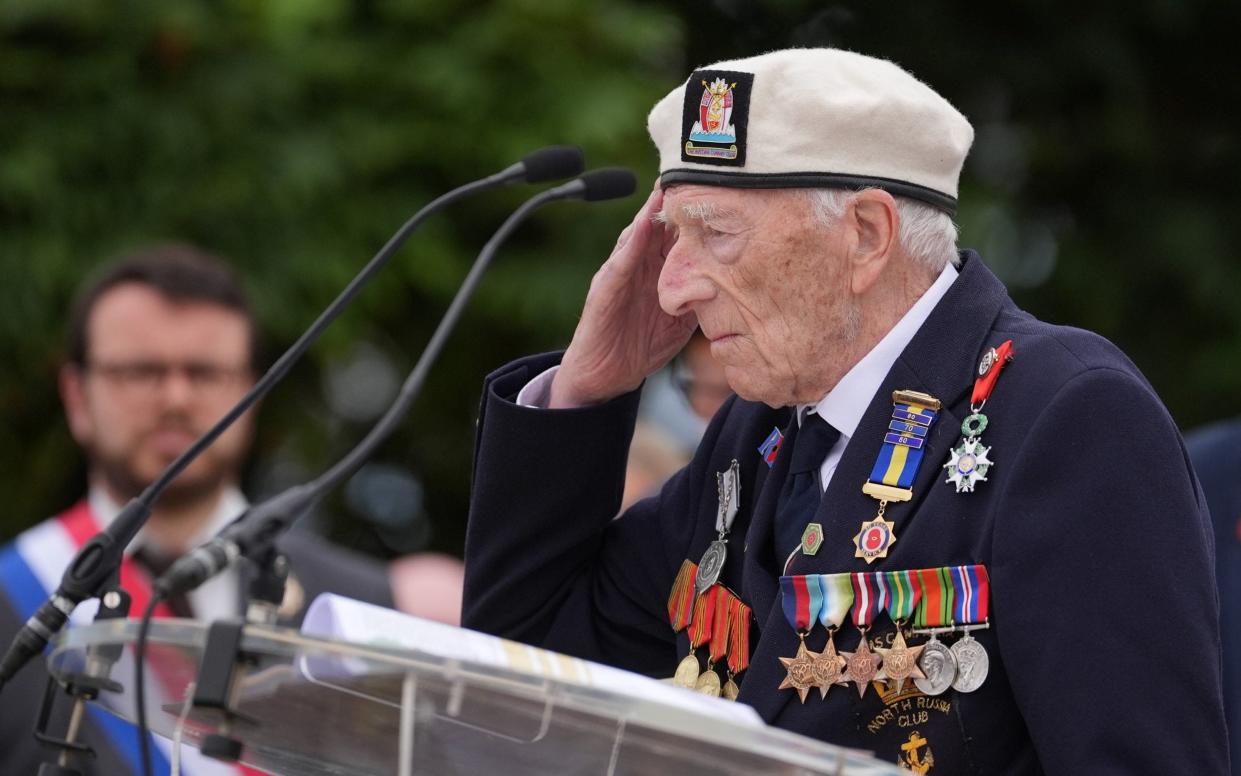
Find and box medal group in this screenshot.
[777,565,991,702]
[665,342,1015,707]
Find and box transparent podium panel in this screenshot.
[49,619,906,776]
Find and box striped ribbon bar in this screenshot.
[863,390,942,502]
[780,574,824,634]
[817,572,854,630]
[884,569,924,623]
[688,585,720,648]
[710,587,736,663]
[850,572,888,630]
[727,598,752,674]
[913,566,955,628]
[950,564,991,625]
[666,560,698,632]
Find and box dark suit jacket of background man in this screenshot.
[1188,417,1241,776]
[464,252,1228,774]
[0,522,393,776]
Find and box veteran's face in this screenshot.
[656,185,857,407]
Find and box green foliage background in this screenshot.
[2,1,1238,553]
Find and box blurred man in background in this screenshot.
[1187,418,1241,775]
[0,244,393,775]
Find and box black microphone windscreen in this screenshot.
[578,168,638,202]
[521,145,585,183]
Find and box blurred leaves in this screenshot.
[1,0,1238,550]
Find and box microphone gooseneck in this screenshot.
[0,145,586,690]
[157,166,639,599]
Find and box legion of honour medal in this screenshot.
[944,340,1014,493]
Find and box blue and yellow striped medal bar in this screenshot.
[853,390,942,563]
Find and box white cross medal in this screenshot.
[944,414,994,493]
[944,341,1014,493]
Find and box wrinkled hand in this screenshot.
[550,186,697,408]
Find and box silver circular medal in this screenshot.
[949,636,989,693]
[913,639,957,696]
[695,540,727,595]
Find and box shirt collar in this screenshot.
[88,485,249,556]
[802,261,959,436]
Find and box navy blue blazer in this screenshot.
[464,252,1228,774]
[1187,418,1241,776]
[0,516,394,776]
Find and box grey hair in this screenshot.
[805,188,960,274]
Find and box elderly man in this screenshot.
[463,49,1227,773]
[0,245,393,775]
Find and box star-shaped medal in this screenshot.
[944,437,993,493]
[853,516,897,563]
[778,638,819,703]
[811,635,847,699]
[840,638,884,698]
[875,630,926,693]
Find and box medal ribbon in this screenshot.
[866,392,941,495]
[666,560,698,632]
[971,340,1015,406]
[913,566,955,628]
[816,572,854,630]
[727,598,752,674]
[687,584,719,648]
[884,569,923,623]
[779,574,824,634]
[950,564,990,624]
[710,587,735,663]
[849,572,888,630]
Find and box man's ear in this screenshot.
[845,189,899,295]
[60,364,93,445]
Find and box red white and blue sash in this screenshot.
[0,501,254,776]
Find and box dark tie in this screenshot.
[773,412,841,567]
[133,547,195,618]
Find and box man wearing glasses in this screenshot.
[0,244,392,775]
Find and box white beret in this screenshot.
[647,48,974,214]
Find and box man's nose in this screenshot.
[657,242,715,317]
[158,367,197,406]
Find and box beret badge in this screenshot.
[681,70,754,167]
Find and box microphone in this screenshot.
[0,146,586,690]
[157,167,639,598]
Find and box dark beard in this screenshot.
[93,451,234,511]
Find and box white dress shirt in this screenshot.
[89,485,248,623]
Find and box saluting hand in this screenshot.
[550,186,697,409]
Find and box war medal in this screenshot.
[948,564,991,693]
[875,570,926,693]
[778,575,825,703]
[695,586,737,697]
[944,341,1013,493]
[696,460,741,595]
[812,572,852,699]
[855,390,942,563]
[722,597,752,700]
[676,585,720,688]
[841,572,887,697]
[666,560,703,688]
[911,566,958,696]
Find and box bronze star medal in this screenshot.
[840,636,884,698]
[875,629,926,693]
[811,633,847,699]
[777,637,819,703]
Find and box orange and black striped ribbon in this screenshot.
[709,587,736,664]
[687,585,719,649]
[666,560,698,632]
[727,597,752,674]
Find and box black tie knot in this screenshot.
[789,413,840,476]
